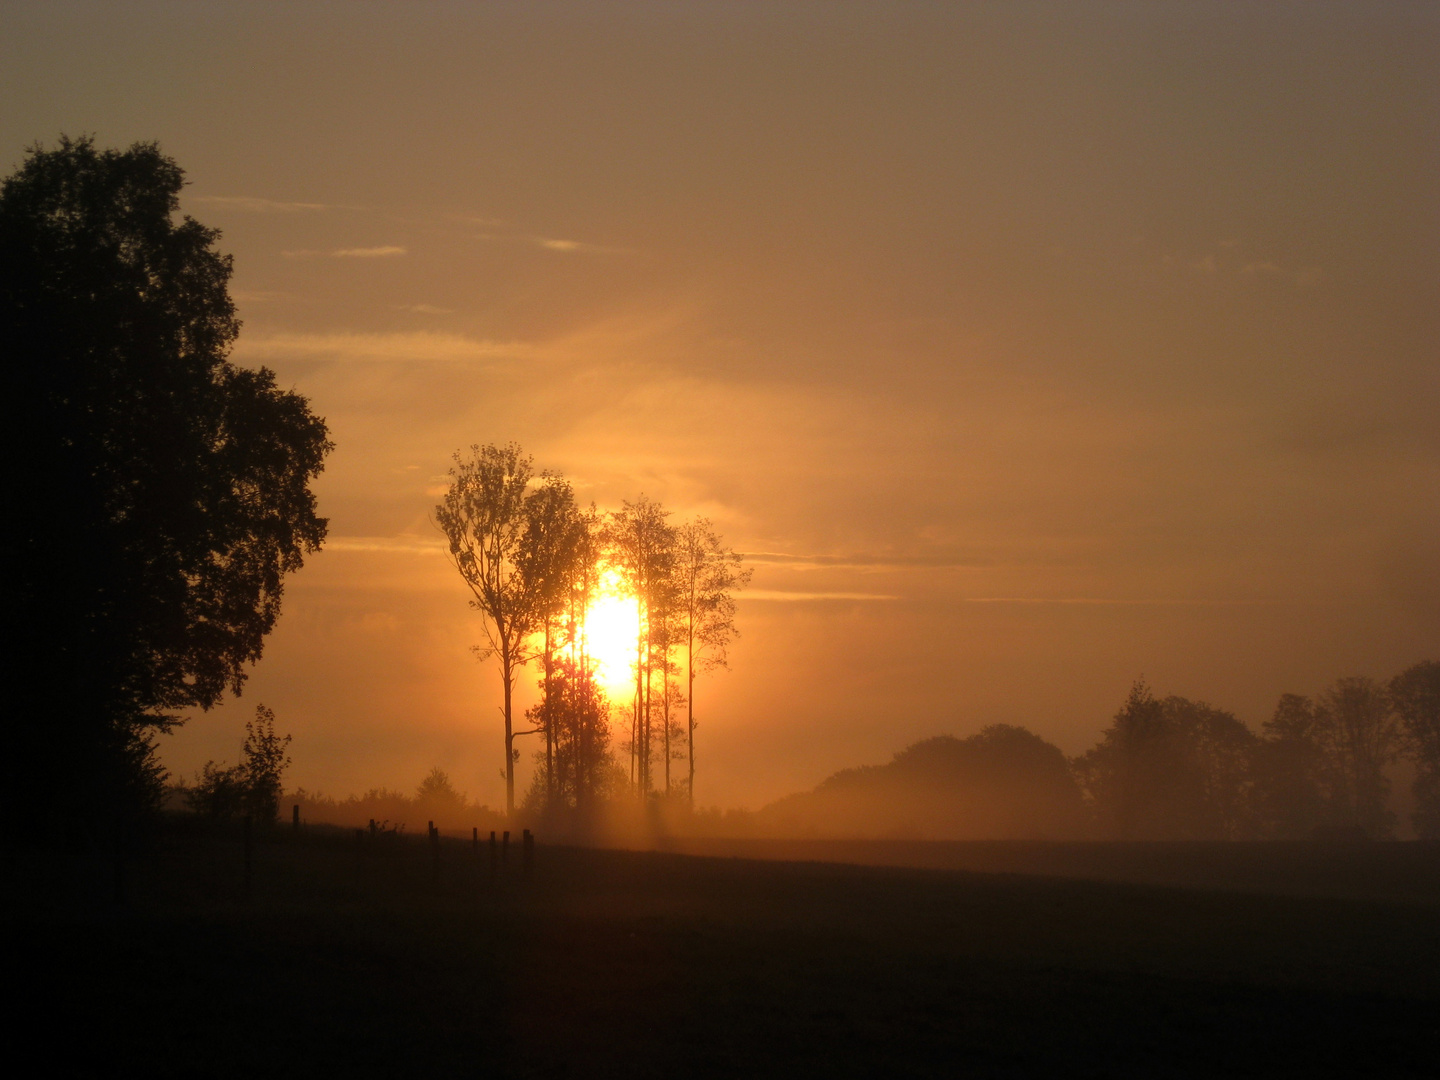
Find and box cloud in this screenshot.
[192,195,329,213]
[395,304,453,314]
[332,246,407,258]
[472,230,624,255]
[744,590,898,602]
[282,246,408,259]
[231,330,537,364]
[534,236,633,254]
[324,535,448,554]
[741,550,993,570]
[452,214,510,228]
[960,597,1273,607]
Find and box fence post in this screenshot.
[489,830,498,875]
[472,826,479,858]
[242,815,253,902]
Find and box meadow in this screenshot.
[10,820,1440,1078]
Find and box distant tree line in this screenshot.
[754,725,1089,840]
[1078,662,1440,841]
[746,662,1439,843]
[436,443,750,821]
[285,768,507,834]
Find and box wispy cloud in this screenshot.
[452,214,510,229]
[472,230,626,255]
[231,330,536,364]
[741,550,992,570]
[282,245,408,259]
[1165,242,1325,288]
[960,596,1275,607]
[192,195,329,213]
[324,535,447,554]
[333,245,407,258]
[395,303,453,314]
[745,590,898,602]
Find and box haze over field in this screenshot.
[3,3,1435,809]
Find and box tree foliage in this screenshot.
[605,496,679,797]
[438,443,752,821]
[187,704,292,823]
[1390,661,1440,838]
[0,137,331,827]
[435,443,577,815]
[1076,682,1256,840]
[674,518,752,805]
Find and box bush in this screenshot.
[186,705,291,823]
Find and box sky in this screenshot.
[3,2,1436,810]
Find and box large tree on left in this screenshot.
[0,137,331,829]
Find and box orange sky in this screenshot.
[3,3,1436,809]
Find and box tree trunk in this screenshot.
[544,619,554,812]
[503,653,515,818]
[687,629,696,809]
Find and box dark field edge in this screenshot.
[7,825,1440,1079]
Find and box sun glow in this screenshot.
[579,573,641,695]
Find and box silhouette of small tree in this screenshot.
[188,704,291,823]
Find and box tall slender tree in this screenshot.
[674,519,752,806]
[605,497,676,796]
[520,474,584,810]
[435,443,550,817]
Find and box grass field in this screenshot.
[10,820,1440,1078]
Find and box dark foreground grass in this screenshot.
[9,822,1440,1078]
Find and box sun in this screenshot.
[578,572,640,696]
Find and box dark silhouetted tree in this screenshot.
[415,766,468,825]
[0,137,331,830]
[605,497,677,796]
[524,502,617,819]
[674,518,751,806]
[187,703,291,823]
[519,474,585,810]
[435,442,557,816]
[1076,681,1256,839]
[1391,660,1440,838]
[240,704,292,823]
[1252,693,1333,838]
[1315,676,1400,838]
